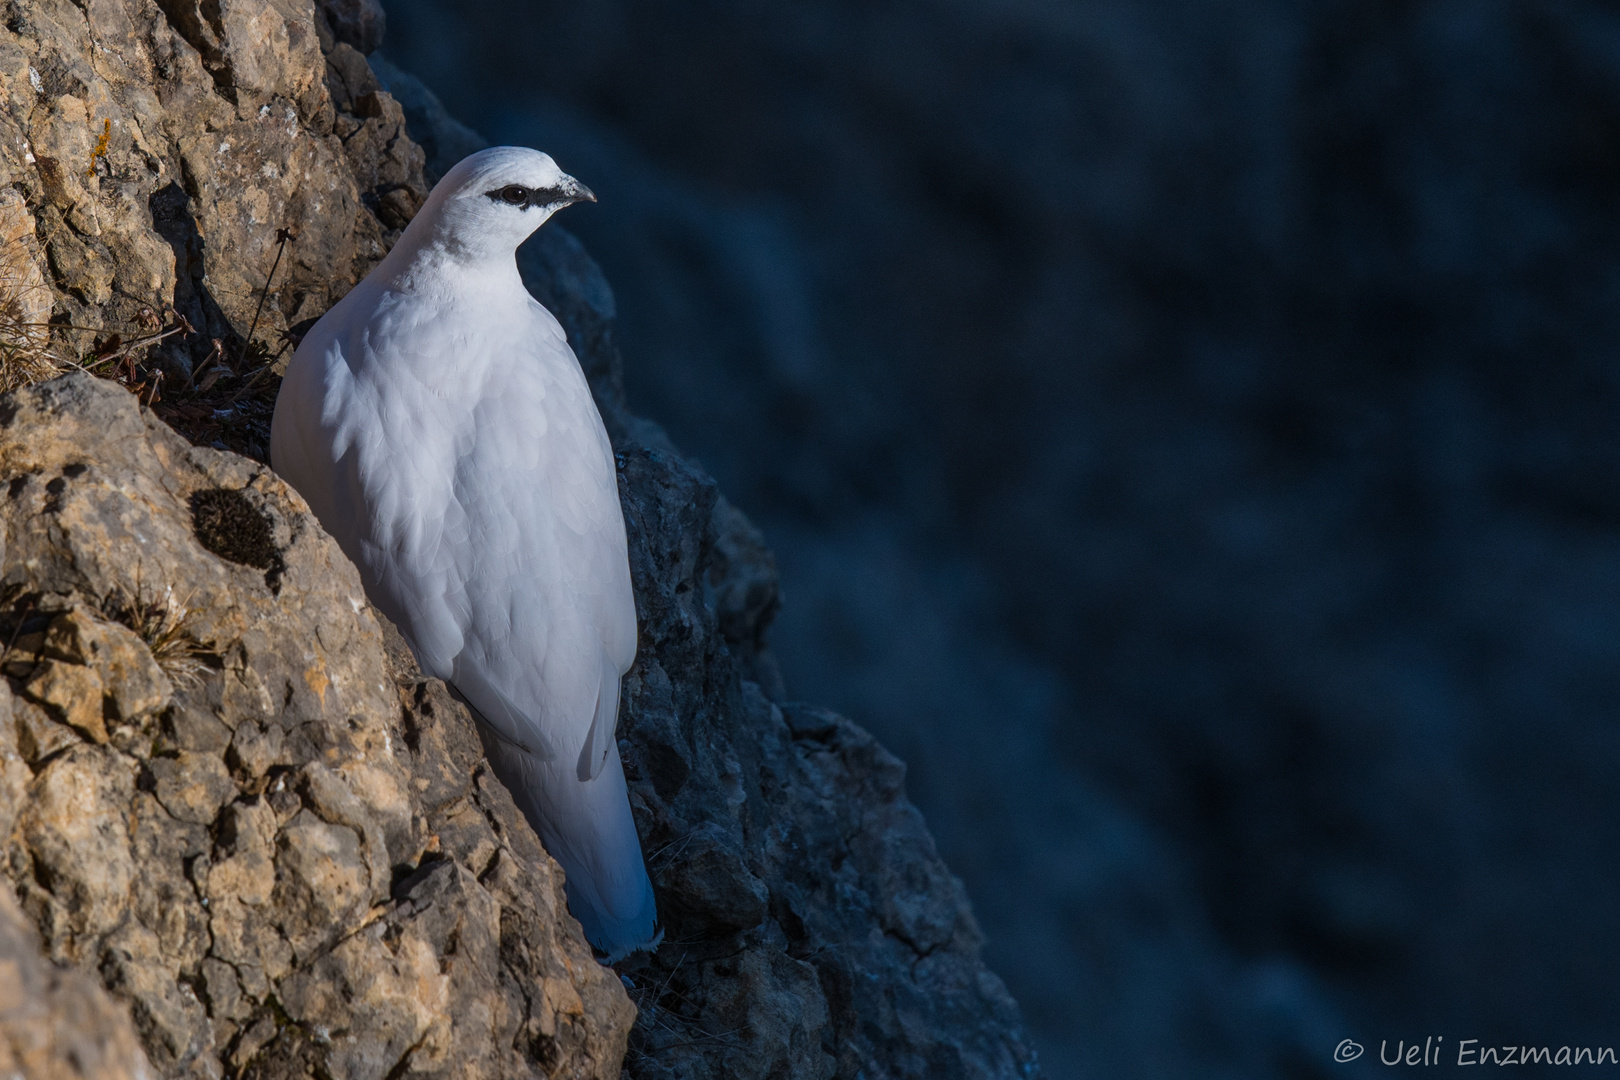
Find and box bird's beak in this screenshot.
[561,175,596,205]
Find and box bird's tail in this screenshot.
[480,730,661,962]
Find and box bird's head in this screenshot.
[405,146,595,263]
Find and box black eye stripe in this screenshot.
[484,184,567,210]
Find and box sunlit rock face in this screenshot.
[0,880,155,1080]
[0,0,426,386]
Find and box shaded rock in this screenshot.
[315,0,386,56]
[505,181,1040,1078]
[653,820,769,933]
[0,373,634,1079]
[324,41,382,113]
[370,54,487,185]
[11,695,79,766]
[323,43,426,233]
[705,495,780,653]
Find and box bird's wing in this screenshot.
[445,314,636,770]
[275,287,463,675]
[576,660,622,781]
[291,287,479,674]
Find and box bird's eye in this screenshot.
[500,185,529,205]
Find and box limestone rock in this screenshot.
[42,605,175,720]
[0,189,54,392]
[21,658,108,742]
[0,0,427,373]
[0,878,154,1080]
[0,373,634,1080]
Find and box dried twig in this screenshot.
[0,238,58,392]
[81,320,191,371]
[0,596,37,671]
[245,226,295,354]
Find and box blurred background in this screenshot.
[378,2,1620,1075]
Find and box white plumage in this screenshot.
[270,146,659,960]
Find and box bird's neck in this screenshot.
[379,234,527,303]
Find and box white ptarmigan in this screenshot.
[270,146,659,961]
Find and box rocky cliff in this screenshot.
[0,0,1038,1076]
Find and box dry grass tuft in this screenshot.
[0,235,60,393]
[0,202,291,465]
[102,583,213,688]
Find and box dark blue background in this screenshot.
[379,3,1620,1074]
